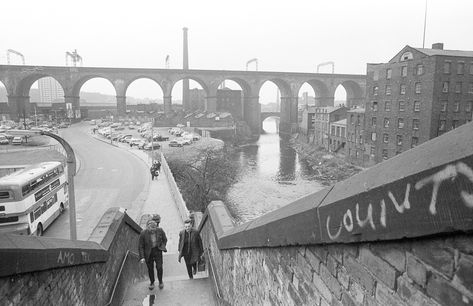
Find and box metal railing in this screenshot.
[105,250,143,306]
[206,249,222,300]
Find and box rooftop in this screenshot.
[413,47,473,58]
[347,108,365,113]
[331,119,347,126]
[308,106,345,113]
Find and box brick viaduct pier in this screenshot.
[0,65,365,134]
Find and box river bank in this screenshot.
[289,135,363,186]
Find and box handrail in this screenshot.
[205,249,222,300]
[105,250,140,306]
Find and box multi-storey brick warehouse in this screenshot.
[313,106,347,150]
[364,43,473,165]
[345,107,366,166]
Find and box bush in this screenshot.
[167,146,238,212]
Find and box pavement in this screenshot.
[91,130,216,306]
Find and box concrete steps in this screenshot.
[123,277,216,306]
[121,253,216,306]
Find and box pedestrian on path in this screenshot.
[178,219,203,279]
[150,162,160,180]
[139,215,168,290]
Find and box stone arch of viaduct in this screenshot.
[0,65,366,134]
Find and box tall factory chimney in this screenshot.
[182,27,190,111]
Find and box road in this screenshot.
[43,123,149,240]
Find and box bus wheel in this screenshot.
[36,224,43,236]
[60,203,65,213]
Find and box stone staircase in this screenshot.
[121,253,217,306]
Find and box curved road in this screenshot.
[44,123,149,240]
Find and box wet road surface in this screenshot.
[43,123,149,240]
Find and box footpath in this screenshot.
[91,133,216,306]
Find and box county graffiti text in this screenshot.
[326,162,473,241]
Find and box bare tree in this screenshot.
[167,146,238,212]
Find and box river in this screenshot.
[225,118,324,223]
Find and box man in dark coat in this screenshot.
[178,219,203,279]
[139,215,167,289]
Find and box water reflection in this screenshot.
[278,138,296,181]
[225,118,323,223]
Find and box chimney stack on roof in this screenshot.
[432,43,444,50]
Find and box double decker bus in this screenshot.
[0,161,69,236]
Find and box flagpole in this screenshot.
[422,0,428,48]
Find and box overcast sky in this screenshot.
[2,0,473,104]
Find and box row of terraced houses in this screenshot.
[299,43,473,167]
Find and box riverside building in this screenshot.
[364,43,473,165]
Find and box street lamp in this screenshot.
[9,129,77,240]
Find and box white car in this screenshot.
[0,135,9,145]
[129,138,143,146]
[168,140,184,147]
[12,136,23,145]
[181,137,193,145]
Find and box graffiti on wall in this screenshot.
[322,161,473,242]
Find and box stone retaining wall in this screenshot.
[160,152,189,222]
[201,203,473,306]
[0,208,144,305]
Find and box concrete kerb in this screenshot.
[90,133,119,148]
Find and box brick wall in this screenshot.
[201,204,473,306]
[0,208,144,305]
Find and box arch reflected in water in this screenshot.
[226,117,324,223]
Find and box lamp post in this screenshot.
[9,129,77,240]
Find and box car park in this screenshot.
[12,136,23,145]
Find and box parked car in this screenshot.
[0,135,9,145]
[1,133,14,141]
[168,140,184,147]
[152,134,169,141]
[12,136,23,145]
[142,142,161,150]
[168,127,183,135]
[118,135,132,142]
[129,138,143,147]
[112,134,123,141]
[181,137,193,145]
